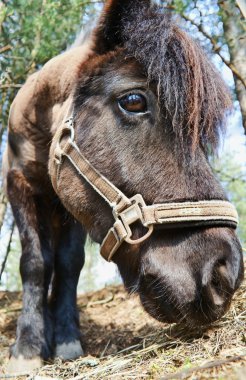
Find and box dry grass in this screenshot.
[0,261,245,380]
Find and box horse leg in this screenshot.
[6,169,54,373]
[51,213,86,360]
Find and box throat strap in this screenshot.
[51,118,239,262]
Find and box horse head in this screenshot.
[49,0,244,326]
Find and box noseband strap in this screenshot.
[51,117,239,261]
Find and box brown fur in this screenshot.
[2,0,243,367]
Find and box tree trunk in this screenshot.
[219,0,246,134]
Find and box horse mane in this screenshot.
[121,4,232,152]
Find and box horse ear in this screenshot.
[93,0,151,54]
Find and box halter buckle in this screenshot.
[54,118,75,164]
[114,194,154,245]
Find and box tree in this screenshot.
[219,0,246,132]
[0,0,245,287]
[0,0,100,282]
[161,0,246,134]
[0,0,99,130]
[0,0,100,229]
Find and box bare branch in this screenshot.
[0,84,22,89]
[0,45,12,54]
[0,54,25,60]
[0,221,15,282]
[180,13,246,88]
[214,169,246,183]
[0,193,7,233]
[236,0,246,18]
[161,355,246,380]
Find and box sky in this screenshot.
[218,63,246,167]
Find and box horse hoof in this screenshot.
[5,355,43,375]
[55,341,84,360]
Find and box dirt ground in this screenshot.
[0,263,245,380]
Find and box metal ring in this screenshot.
[125,224,154,244]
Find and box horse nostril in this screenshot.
[209,284,225,306]
[209,259,233,306]
[216,260,230,281]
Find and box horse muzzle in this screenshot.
[137,227,244,326]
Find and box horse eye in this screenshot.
[118,93,147,113]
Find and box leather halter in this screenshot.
[51,117,239,261]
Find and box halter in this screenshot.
[51,117,238,261]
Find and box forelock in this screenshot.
[122,4,232,152]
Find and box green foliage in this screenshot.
[171,0,191,13]
[213,154,246,246]
[0,0,99,130]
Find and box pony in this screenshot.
[2,0,244,373]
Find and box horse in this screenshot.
[2,0,244,374]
